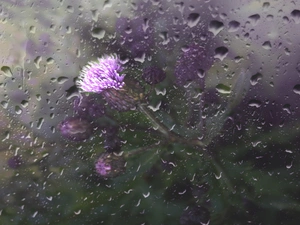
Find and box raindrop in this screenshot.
[283,16,289,24]
[29,25,36,33]
[228,20,240,32]
[263,2,270,11]
[248,99,262,108]
[32,211,38,218]
[159,31,170,45]
[15,106,22,114]
[134,53,146,63]
[250,73,262,86]
[91,9,99,21]
[143,192,150,198]
[283,104,291,114]
[34,56,42,69]
[216,84,231,94]
[214,172,222,179]
[46,58,54,64]
[103,0,112,9]
[248,14,260,26]
[0,101,8,109]
[214,46,228,61]
[66,5,74,13]
[187,13,200,28]
[286,161,293,169]
[135,199,141,207]
[1,66,13,77]
[293,84,300,95]
[37,118,44,129]
[91,27,105,39]
[148,101,161,112]
[20,100,29,108]
[36,94,41,101]
[155,88,166,96]
[266,15,274,21]
[262,41,272,50]
[57,76,69,84]
[291,9,300,24]
[74,210,81,215]
[208,20,224,36]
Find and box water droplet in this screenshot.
[250,73,262,86]
[1,101,8,109]
[209,20,224,36]
[248,14,260,26]
[155,88,166,96]
[1,66,13,77]
[228,20,240,32]
[216,84,231,94]
[293,84,300,95]
[187,13,200,28]
[262,41,272,50]
[103,0,112,9]
[214,46,228,61]
[286,161,293,169]
[143,192,150,198]
[148,101,161,112]
[74,210,81,215]
[283,104,291,114]
[15,106,22,114]
[159,31,170,45]
[32,211,38,218]
[291,9,300,24]
[248,99,262,108]
[57,76,69,84]
[34,56,42,69]
[266,14,274,21]
[134,52,146,63]
[91,27,105,39]
[37,118,44,129]
[29,25,36,33]
[21,100,29,108]
[214,172,222,179]
[263,2,270,11]
[46,58,54,64]
[91,9,99,21]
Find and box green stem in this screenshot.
[125,143,160,158]
[138,104,170,137]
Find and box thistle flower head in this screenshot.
[77,55,125,93]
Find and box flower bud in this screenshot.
[57,116,93,141]
[95,152,126,178]
[73,94,105,118]
[142,66,166,85]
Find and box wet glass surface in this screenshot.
[1,0,300,224]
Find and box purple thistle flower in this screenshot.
[77,55,125,93]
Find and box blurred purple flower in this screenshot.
[57,116,93,141]
[77,55,125,93]
[73,94,105,118]
[95,152,126,178]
